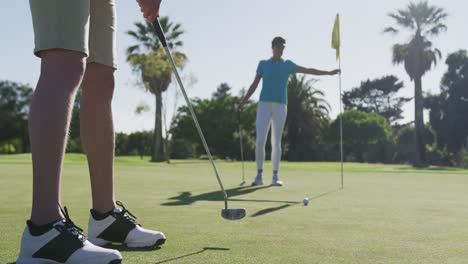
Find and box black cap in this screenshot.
[272,36,286,47]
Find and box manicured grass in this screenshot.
[1,154,468,263]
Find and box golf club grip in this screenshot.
[152,19,168,47]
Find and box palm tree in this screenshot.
[286,75,330,161]
[383,1,447,167]
[126,17,187,162]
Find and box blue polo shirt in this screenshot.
[257,58,297,104]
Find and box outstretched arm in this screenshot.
[237,73,262,110]
[296,66,340,76]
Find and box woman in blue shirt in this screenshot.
[237,36,340,186]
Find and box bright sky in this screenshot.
[1,1,466,133]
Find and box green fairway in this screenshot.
[1,154,468,263]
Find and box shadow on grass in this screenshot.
[251,204,297,217]
[397,165,464,172]
[106,244,163,252]
[166,160,229,166]
[167,161,210,165]
[154,247,230,264]
[162,185,342,218]
[3,248,230,264]
[308,188,342,201]
[161,185,272,206]
[249,188,342,218]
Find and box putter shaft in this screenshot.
[162,46,229,208]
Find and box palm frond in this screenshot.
[389,12,415,30]
[425,23,447,36]
[392,44,409,65]
[428,8,448,24]
[383,27,398,34]
[434,48,442,59]
[126,30,140,41]
[126,45,140,58]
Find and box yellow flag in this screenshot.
[331,14,340,61]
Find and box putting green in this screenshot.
[1,154,468,263]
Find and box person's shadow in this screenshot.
[154,247,230,264]
[162,185,342,218]
[106,244,164,252]
[247,188,342,217]
[4,247,231,264]
[161,185,272,206]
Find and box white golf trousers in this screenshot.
[256,101,287,172]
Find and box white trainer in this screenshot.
[251,174,264,186]
[16,207,122,264]
[88,201,166,248]
[272,175,283,186]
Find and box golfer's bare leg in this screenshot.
[29,50,86,225]
[80,63,116,213]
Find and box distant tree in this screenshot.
[126,17,187,162]
[393,124,434,164]
[128,131,153,159]
[0,80,33,153]
[170,83,257,160]
[343,75,411,124]
[425,50,468,160]
[67,90,82,153]
[233,88,257,161]
[115,133,130,156]
[383,1,448,166]
[328,110,392,162]
[393,125,416,163]
[115,131,152,158]
[285,75,330,161]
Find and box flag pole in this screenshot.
[332,13,344,189]
[332,13,343,189]
[339,57,343,189]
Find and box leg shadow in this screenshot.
[249,188,343,218]
[162,185,272,206]
[154,247,230,264]
[105,244,163,252]
[250,204,297,217]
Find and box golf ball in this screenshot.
[303,197,309,206]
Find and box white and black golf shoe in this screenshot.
[251,174,264,186]
[16,207,122,264]
[88,201,166,248]
[271,175,283,186]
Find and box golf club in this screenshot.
[152,18,246,220]
[235,104,246,185]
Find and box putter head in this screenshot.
[239,181,246,186]
[221,208,246,220]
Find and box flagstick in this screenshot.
[338,58,344,189]
[332,12,343,189]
